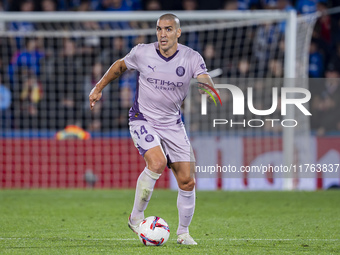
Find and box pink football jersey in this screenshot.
[124,42,208,126]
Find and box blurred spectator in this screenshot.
[56,0,99,11]
[0,53,8,81]
[9,0,35,32]
[77,35,101,75]
[237,0,260,10]
[98,0,132,29]
[98,0,133,11]
[145,0,162,10]
[41,0,57,11]
[223,0,238,10]
[134,35,147,45]
[309,40,324,77]
[203,44,218,71]
[157,0,181,10]
[74,0,101,49]
[52,38,84,130]
[39,0,62,30]
[312,3,336,71]
[253,23,282,76]
[267,58,283,78]
[312,24,330,66]
[325,60,340,78]
[333,16,340,45]
[72,0,95,11]
[236,58,251,77]
[276,0,294,11]
[0,2,5,30]
[13,72,43,129]
[97,0,110,10]
[55,0,68,10]
[311,62,340,135]
[276,0,295,33]
[295,0,317,14]
[0,75,12,129]
[253,23,282,61]
[77,0,100,11]
[20,73,43,112]
[199,0,224,9]
[181,0,201,52]
[330,42,340,69]
[8,0,36,11]
[9,0,36,50]
[118,70,136,127]
[100,37,129,69]
[120,71,136,107]
[1,0,8,11]
[8,37,45,85]
[182,0,197,11]
[316,2,332,45]
[226,57,252,78]
[262,0,278,9]
[278,38,285,51]
[131,0,142,10]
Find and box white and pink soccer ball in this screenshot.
[138,216,170,246]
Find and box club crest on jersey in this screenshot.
[176,66,185,77]
[200,64,206,70]
[145,134,154,142]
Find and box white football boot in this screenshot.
[177,233,197,245]
[128,215,140,235]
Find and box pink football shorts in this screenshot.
[129,120,195,165]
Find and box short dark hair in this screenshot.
[158,13,180,29]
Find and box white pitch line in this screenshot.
[226,238,340,241]
[0,238,137,241]
[0,238,339,242]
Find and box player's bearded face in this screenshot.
[156,19,181,53]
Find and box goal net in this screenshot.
[0,11,317,189]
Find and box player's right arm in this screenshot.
[89,58,127,110]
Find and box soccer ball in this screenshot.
[138,216,170,246]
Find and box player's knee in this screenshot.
[147,158,167,173]
[178,178,195,191]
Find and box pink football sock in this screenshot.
[130,167,161,225]
[177,187,195,235]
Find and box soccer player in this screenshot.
[89,13,216,245]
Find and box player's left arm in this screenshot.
[197,74,220,103]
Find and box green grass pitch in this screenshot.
[0,190,339,254]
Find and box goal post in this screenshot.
[283,10,297,190]
[0,11,317,190]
